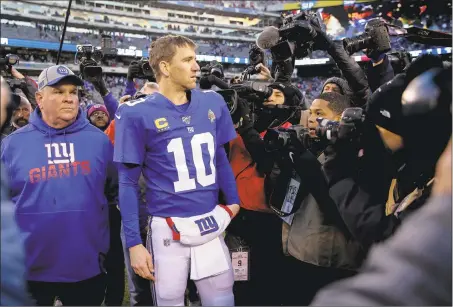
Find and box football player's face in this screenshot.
[169,45,200,90]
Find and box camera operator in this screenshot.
[321,54,451,251]
[227,63,303,304]
[276,91,365,305]
[310,20,371,107]
[342,18,395,93]
[0,53,38,108]
[311,137,452,306]
[9,67,39,108]
[1,93,32,139]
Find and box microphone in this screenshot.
[256,26,280,50]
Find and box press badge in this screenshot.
[231,251,249,281]
[278,176,300,225]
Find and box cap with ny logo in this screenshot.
[38,65,84,91]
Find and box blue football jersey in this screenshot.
[114,90,237,217]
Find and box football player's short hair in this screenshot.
[316,92,352,115]
[149,35,197,81]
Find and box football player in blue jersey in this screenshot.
[114,35,240,306]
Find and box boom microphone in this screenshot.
[256,26,280,50]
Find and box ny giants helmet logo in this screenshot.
[57,66,69,75]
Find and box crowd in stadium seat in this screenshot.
[2,11,451,61]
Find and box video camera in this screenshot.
[264,125,312,152]
[241,44,265,79]
[0,54,20,78]
[199,60,224,89]
[0,54,28,92]
[268,11,324,61]
[76,34,117,81]
[130,58,155,81]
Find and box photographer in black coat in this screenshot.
[227,58,304,305]
[322,54,451,251]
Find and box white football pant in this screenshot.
[146,216,234,306]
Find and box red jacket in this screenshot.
[229,122,292,212]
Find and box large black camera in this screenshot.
[343,18,391,56]
[231,81,273,102]
[387,51,412,74]
[271,11,324,61]
[264,125,312,152]
[242,45,265,78]
[315,107,366,143]
[0,54,28,92]
[213,81,273,118]
[199,61,224,89]
[76,44,104,80]
[76,34,117,80]
[0,54,20,78]
[130,58,155,81]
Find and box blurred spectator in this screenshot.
[0,76,32,306]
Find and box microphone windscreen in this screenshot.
[256,26,280,50]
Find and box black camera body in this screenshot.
[76,35,117,81]
[343,18,391,56]
[272,11,323,61]
[201,61,224,79]
[131,58,155,81]
[76,44,104,80]
[387,51,412,74]
[199,61,225,90]
[6,78,28,92]
[230,81,274,105]
[242,45,265,78]
[0,54,20,78]
[264,125,312,152]
[315,107,366,143]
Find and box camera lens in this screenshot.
[342,33,373,55]
[7,55,19,65]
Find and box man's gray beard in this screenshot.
[13,119,28,128]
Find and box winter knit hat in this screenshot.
[322,77,353,98]
[87,104,109,119]
[268,82,305,107]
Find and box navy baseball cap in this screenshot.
[37,65,84,90]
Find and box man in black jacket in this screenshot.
[322,54,451,251]
[228,81,303,306]
[311,137,452,306]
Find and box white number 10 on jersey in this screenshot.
[167,132,216,192]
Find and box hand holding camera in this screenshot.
[11,67,25,80]
[256,63,272,81]
[127,62,142,81]
[78,56,108,97]
[127,59,156,82]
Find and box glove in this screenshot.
[127,62,142,81]
[367,49,386,62]
[91,77,109,97]
[236,98,253,134]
